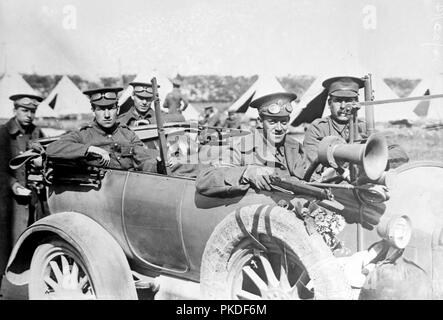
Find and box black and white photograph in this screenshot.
[0,0,442,303]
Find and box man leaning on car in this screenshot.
[196,92,309,197]
[46,87,159,172]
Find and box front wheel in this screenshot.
[200,205,352,300]
[28,238,136,300]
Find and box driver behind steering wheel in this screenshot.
[196,92,309,197]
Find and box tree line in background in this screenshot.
[22,74,420,103]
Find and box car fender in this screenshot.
[5,212,131,287]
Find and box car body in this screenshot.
[5,79,443,299]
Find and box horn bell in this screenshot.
[317,133,388,180]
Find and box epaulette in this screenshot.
[311,117,328,126]
[79,123,93,130]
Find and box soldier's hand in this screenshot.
[87,146,110,167]
[242,165,275,191]
[344,102,361,114]
[12,182,31,197]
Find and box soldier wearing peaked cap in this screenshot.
[46,87,159,172]
[0,93,46,282]
[303,76,409,181]
[162,78,189,122]
[117,82,158,126]
[302,77,367,179]
[196,92,309,197]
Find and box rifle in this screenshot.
[151,77,171,175]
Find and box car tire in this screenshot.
[200,204,352,300]
[28,238,137,300]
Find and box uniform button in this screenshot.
[117,156,121,160]
[108,135,112,138]
[19,151,23,154]
[114,143,118,146]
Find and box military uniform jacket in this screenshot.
[0,117,44,188]
[46,121,158,172]
[0,118,44,273]
[303,116,366,165]
[196,129,308,197]
[117,107,156,126]
[163,89,189,114]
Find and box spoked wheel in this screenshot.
[200,205,352,300]
[29,241,96,300]
[228,237,314,300]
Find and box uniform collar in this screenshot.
[131,106,153,120]
[254,129,285,159]
[6,117,34,135]
[91,120,119,135]
[328,116,349,132]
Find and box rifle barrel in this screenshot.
[359,93,443,106]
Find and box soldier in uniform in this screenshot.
[0,93,46,285]
[199,106,222,127]
[46,87,158,172]
[117,82,157,126]
[303,76,366,166]
[223,110,242,129]
[196,92,308,197]
[162,78,189,122]
[303,76,409,180]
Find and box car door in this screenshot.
[121,171,190,272]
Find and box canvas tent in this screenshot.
[38,75,91,117]
[0,73,56,119]
[406,73,443,121]
[229,74,288,119]
[181,103,200,121]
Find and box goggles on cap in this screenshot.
[133,85,154,94]
[89,92,118,102]
[264,102,293,114]
[15,97,39,106]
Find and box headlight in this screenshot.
[377,215,412,249]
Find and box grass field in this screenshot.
[382,126,443,162]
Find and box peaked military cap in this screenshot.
[322,76,365,98]
[130,81,160,98]
[9,93,44,110]
[83,87,123,107]
[250,92,297,117]
[170,78,183,86]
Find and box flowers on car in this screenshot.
[301,201,346,249]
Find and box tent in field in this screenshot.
[181,102,200,121]
[229,74,288,119]
[370,76,416,123]
[0,73,56,119]
[38,75,91,117]
[406,73,443,122]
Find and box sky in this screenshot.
[0,0,442,79]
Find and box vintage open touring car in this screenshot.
[4,76,443,300]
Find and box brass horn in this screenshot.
[317,133,388,180]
